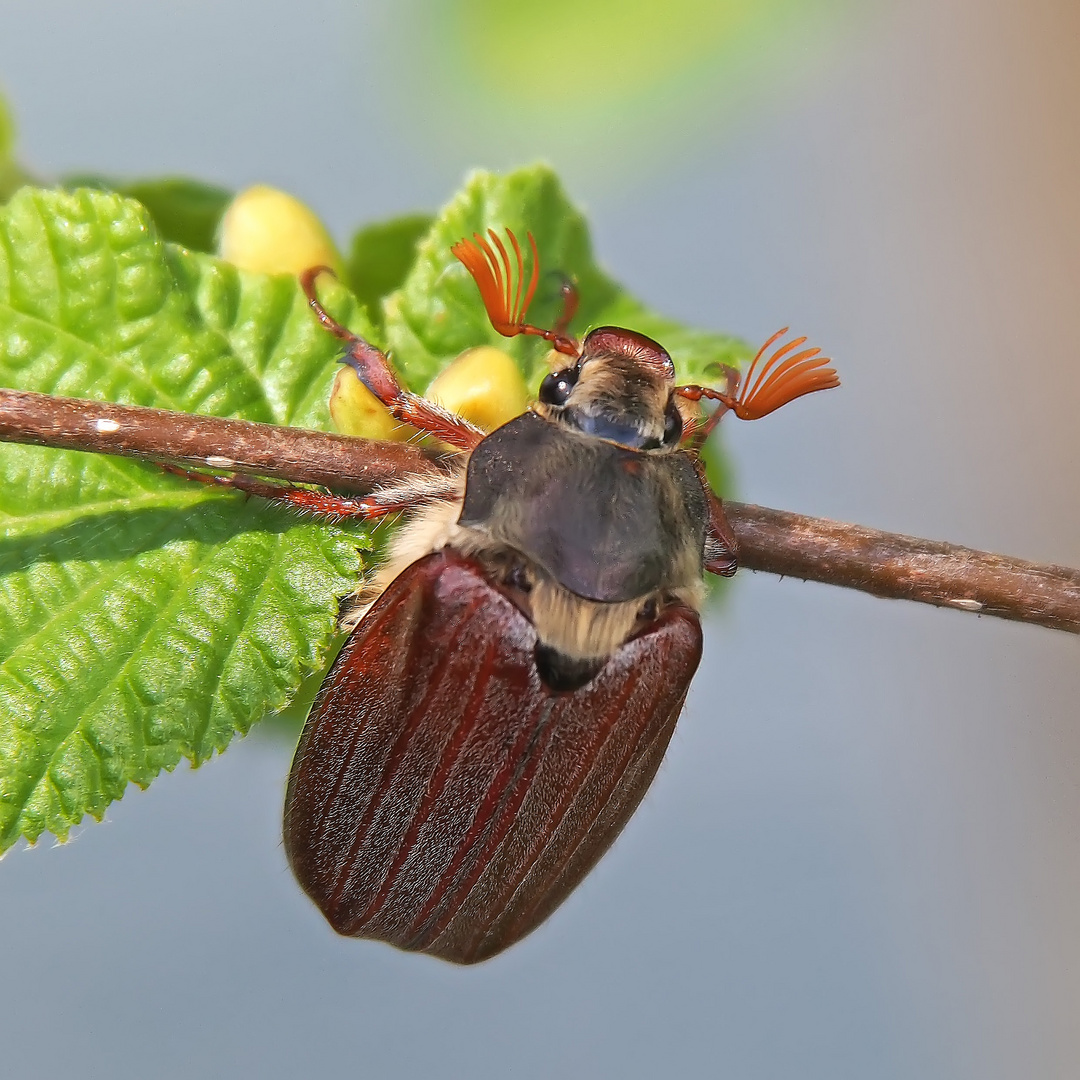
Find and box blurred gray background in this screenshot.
[2,0,1079,1076]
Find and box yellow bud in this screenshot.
[218,184,343,276]
[329,365,416,442]
[426,347,530,433]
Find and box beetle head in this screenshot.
[535,326,684,452]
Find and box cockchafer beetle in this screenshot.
[176,228,838,963]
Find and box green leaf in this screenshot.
[384,163,752,393]
[62,175,233,253]
[345,213,433,326]
[384,165,620,391]
[0,186,373,850]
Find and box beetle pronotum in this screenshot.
[173,228,838,963]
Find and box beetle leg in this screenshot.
[161,464,461,521]
[349,471,464,517]
[551,273,580,339]
[301,267,486,452]
[676,365,740,449]
[704,489,739,577]
[683,454,738,576]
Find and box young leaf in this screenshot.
[0,186,373,851]
[384,165,619,390]
[383,164,752,392]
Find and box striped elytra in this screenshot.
[283,548,703,964]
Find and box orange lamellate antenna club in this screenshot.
[452,228,539,334]
[452,228,580,358]
[733,328,840,420]
[677,328,839,441]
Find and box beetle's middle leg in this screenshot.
[676,365,740,450]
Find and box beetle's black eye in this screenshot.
[663,399,684,445]
[539,367,578,406]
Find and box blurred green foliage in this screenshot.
[456,0,817,108]
[394,0,854,170]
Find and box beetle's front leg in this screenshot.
[301,267,486,453]
[686,455,738,577]
[704,488,739,577]
[676,365,740,449]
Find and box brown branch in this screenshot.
[2,387,1078,635]
[0,388,438,494]
[725,503,1080,635]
